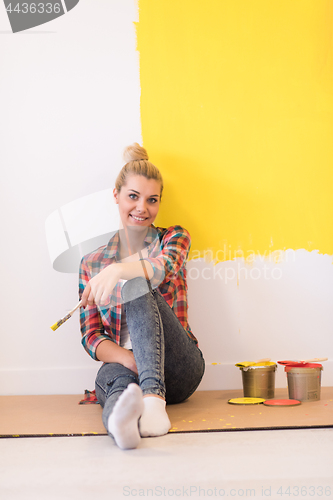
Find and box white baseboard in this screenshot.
[0,366,102,396]
[0,361,332,395]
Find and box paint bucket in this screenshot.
[240,363,277,399]
[285,363,323,402]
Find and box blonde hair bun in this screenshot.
[116,143,163,200]
[123,143,149,163]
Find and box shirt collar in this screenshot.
[104,224,159,261]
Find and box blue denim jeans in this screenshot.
[95,277,205,435]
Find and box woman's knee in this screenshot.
[121,277,150,303]
[95,362,138,398]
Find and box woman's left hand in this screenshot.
[81,264,121,308]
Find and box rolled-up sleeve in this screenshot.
[144,226,191,289]
[79,256,112,360]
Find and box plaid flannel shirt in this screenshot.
[78,224,198,360]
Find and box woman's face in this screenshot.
[113,174,161,227]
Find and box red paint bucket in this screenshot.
[278,362,323,402]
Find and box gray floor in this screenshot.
[1,429,332,500]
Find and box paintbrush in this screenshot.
[50,300,82,331]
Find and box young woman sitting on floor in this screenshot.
[79,143,205,449]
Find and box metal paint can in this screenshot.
[240,364,277,399]
[286,364,323,402]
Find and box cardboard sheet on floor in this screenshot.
[0,388,332,438]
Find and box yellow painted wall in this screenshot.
[136,0,333,261]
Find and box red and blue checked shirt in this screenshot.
[78,225,198,360]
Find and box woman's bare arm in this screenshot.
[96,340,138,375]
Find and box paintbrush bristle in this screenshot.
[50,312,71,331]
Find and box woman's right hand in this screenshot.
[121,350,138,375]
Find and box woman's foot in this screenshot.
[107,383,144,450]
[139,395,171,437]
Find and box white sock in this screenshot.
[107,383,144,450]
[139,396,171,437]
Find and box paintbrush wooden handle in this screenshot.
[68,300,82,316]
[300,357,328,363]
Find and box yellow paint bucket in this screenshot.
[238,363,277,399]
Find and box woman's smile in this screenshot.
[130,214,148,222]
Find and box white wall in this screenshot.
[0,0,331,395]
[0,0,141,394]
[190,251,333,391]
